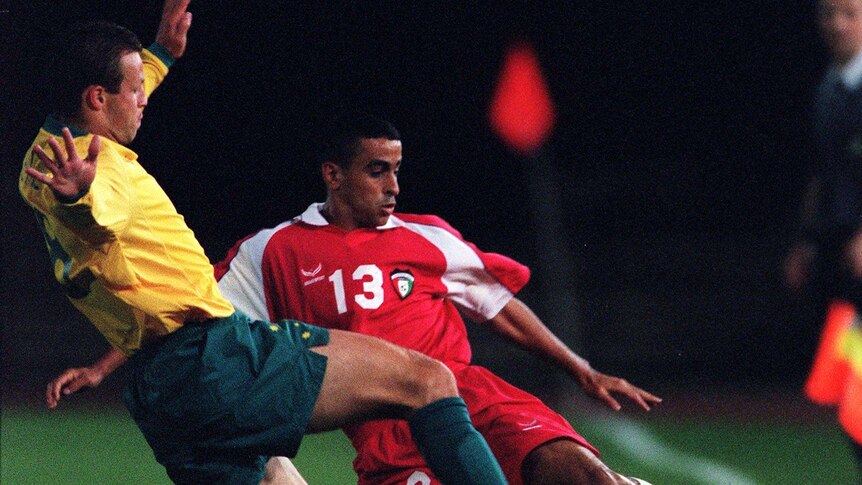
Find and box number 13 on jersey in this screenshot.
[327,264,385,314]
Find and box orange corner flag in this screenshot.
[804,299,862,445]
[489,42,556,156]
[804,300,854,404]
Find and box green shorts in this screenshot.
[124,312,329,484]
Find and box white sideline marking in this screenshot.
[593,416,759,485]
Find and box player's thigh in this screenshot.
[307,329,456,432]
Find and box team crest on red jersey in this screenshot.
[390,269,414,299]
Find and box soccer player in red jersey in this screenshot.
[216,115,661,485]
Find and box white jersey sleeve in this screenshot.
[216,222,292,321]
[400,217,529,322]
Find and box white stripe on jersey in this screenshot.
[217,220,294,321]
[399,221,514,322]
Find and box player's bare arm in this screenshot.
[487,298,662,411]
[46,348,127,409]
[155,0,192,58]
[27,128,99,201]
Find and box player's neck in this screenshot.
[75,111,118,144]
[320,201,358,231]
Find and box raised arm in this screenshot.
[156,0,192,59]
[487,298,662,411]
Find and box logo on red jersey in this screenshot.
[390,269,414,300]
[301,263,322,277]
[301,263,325,286]
[516,413,543,431]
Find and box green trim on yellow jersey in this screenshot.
[44,115,87,138]
[146,42,175,68]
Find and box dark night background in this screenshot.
[0,1,832,402]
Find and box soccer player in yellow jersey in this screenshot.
[20,1,508,484]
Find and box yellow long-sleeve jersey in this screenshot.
[19,45,234,356]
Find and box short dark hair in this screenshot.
[318,114,401,168]
[46,20,142,120]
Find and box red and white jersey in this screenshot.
[214,203,530,366]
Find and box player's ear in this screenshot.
[321,161,343,190]
[83,85,107,111]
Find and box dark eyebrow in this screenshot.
[368,159,401,169]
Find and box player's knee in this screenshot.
[260,457,307,485]
[404,353,457,408]
[523,439,620,484]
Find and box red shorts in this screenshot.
[345,365,599,485]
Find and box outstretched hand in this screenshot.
[576,368,662,412]
[26,127,99,202]
[46,366,105,409]
[156,0,193,58]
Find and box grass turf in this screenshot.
[1,405,858,484]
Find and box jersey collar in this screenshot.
[43,116,89,138]
[301,202,401,230]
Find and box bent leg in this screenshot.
[306,329,505,485]
[522,439,644,485]
[306,329,454,430]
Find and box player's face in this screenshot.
[819,0,862,65]
[103,51,147,145]
[336,137,402,230]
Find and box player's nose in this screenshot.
[386,174,399,196]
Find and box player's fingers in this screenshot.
[623,384,661,403]
[46,381,59,407]
[630,393,652,411]
[180,11,192,34]
[161,0,177,19]
[626,387,661,411]
[64,378,86,395]
[642,390,662,404]
[46,136,68,168]
[598,388,622,411]
[86,135,101,163]
[35,143,61,173]
[61,127,77,160]
[164,0,191,23]
[615,383,646,407]
[24,166,53,186]
[46,374,72,407]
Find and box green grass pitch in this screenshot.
[1,405,858,484]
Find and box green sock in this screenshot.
[408,397,507,485]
